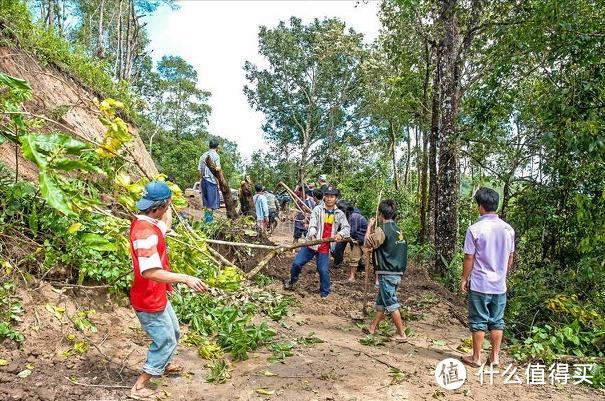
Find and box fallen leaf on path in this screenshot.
[432,339,446,347]
[0,359,8,366]
[255,387,274,395]
[260,369,277,377]
[17,369,32,378]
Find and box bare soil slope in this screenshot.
[0,46,157,180]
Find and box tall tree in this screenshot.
[244,17,366,189]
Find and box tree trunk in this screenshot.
[427,44,441,248]
[205,155,238,219]
[299,131,310,192]
[500,172,512,220]
[114,0,123,80]
[96,0,105,57]
[435,0,461,275]
[46,0,55,28]
[419,40,431,244]
[419,128,429,243]
[404,126,411,187]
[239,176,256,219]
[390,120,399,191]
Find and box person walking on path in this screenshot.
[364,200,408,342]
[263,187,280,232]
[293,188,320,243]
[129,181,207,399]
[460,187,515,368]
[198,138,221,224]
[284,186,350,298]
[253,184,269,230]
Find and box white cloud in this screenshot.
[145,0,380,161]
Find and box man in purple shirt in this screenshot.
[460,187,515,368]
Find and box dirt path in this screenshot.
[0,223,602,400]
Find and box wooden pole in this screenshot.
[363,189,383,314]
[246,250,277,279]
[278,181,312,213]
[203,238,277,250]
[246,237,337,278]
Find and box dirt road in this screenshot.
[0,223,601,400]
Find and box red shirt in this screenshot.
[318,209,335,254]
[129,215,172,313]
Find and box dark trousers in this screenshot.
[331,242,365,271]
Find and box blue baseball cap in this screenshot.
[136,181,172,211]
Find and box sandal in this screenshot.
[394,335,408,343]
[461,355,482,368]
[129,387,156,400]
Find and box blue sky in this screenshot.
[145,0,381,161]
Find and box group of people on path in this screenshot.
[126,138,515,398]
[197,139,281,231]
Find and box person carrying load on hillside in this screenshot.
[198,138,221,224]
[460,187,515,368]
[364,200,408,342]
[253,184,269,230]
[129,181,208,400]
[284,186,350,298]
[263,187,280,231]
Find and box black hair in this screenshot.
[474,187,499,212]
[255,184,263,193]
[312,188,323,200]
[378,199,397,220]
[141,199,170,214]
[209,138,219,149]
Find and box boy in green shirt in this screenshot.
[364,200,408,342]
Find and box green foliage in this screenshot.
[0,1,136,115]
[254,273,273,287]
[0,281,24,343]
[244,16,367,184]
[206,359,231,384]
[359,334,386,347]
[268,341,296,362]
[171,290,276,361]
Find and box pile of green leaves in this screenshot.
[172,289,276,361]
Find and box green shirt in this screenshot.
[365,221,407,275]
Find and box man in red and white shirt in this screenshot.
[129,181,207,399]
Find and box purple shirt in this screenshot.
[463,214,515,294]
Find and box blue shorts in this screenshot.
[135,302,180,376]
[201,178,220,210]
[376,274,402,313]
[467,290,506,332]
